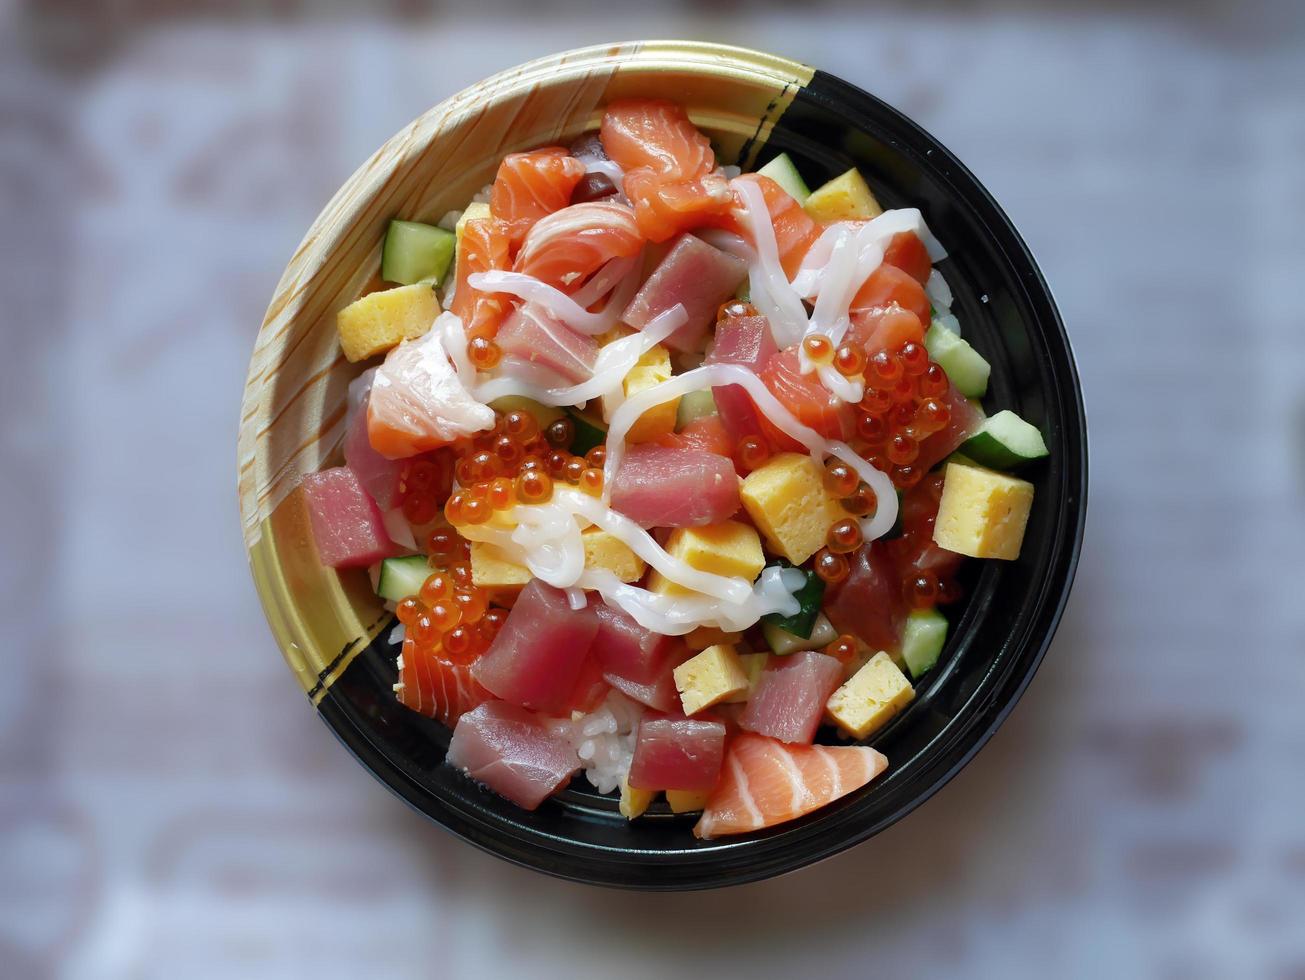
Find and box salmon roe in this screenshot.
[814,548,850,585]
[802,334,834,366]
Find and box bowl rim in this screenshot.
[241,40,1088,889]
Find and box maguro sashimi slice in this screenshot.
[447,701,580,811]
[449,217,512,339]
[693,734,888,839]
[395,637,491,728]
[622,233,746,351]
[300,467,399,568]
[609,444,740,528]
[824,540,907,655]
[512,202,643,289]
[490,147,586,247]
[914,380,985,471]
[705,311,776,445]
[739,651,844,745]
[601,100,733,241]
[494,304,599,385]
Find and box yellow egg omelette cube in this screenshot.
[826,651,915,739]
[469,541,532,589]
[623,344,678,443]
[619,775,655,819]
[581,526,646,583]
[336,282,440,362]
[723,652,770,703]
[665,789,711,813]
[647,521,765,597]
[803,168,884,222]
[933,461,1035,560]
[740,452,845,565]
[674,644,750,715]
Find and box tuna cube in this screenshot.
[915,381,985,471]
[706,313,776,442]
[495,303,599,385]
[447,701,580,810]
[623,233,747,352]
[609,445,740,528]
[471,580,600,714]
[627,713,727,792]
[591,604,676,684]
[824,542,907,655]
[301,467,399,568]
[740,651,844,744]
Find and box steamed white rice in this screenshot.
[566,690,644,794]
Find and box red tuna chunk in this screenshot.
[705,312,776,443]
[740,651,844,745]
[915,380,985,471]
[301,467,398,568]
[591,605,686,711]
[622,233,747,352]
[495,304,599,385]
[447,701,580,810]
[628,713,726,792]
[609,445,739,528]
[472,580,600,714]
[824,541,907,654]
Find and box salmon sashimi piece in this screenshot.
[601,98,716,178]
[693,733,888,839]
[729,174,821,278]
[655,415,733,458]
[450,217,513,339]
[758,347,854,450]
[850,262,931,325]
[512,202,644,289]
[845,304,926,356]
[367,327,495,459]
[601,99,734,241]
[490,147,586,247]
[883,231,933,285]
[395,637,492,729]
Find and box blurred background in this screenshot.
[2,1,1302,977]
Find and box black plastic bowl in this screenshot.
[276,47,1087,890]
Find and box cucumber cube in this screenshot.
[925,321,991,397]
[901,608,948,678]
[382,220,455,286]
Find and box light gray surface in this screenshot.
[2,4,1303,978]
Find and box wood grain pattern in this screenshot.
[236,41,811,694]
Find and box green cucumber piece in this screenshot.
[960,410,1049,469]
[901,608,948,679]
[566,407,607,455]
[377,555,431,603]
[756,152,811,204]
[676,390,718,430]
[761,564,825,638]
[382,220,455,286]
[488,396,564,429]
[925,322,990,397]
[764,613,838,656]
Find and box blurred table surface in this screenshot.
[2,2,1303,977]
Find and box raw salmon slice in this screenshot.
[512,202,643,289]
[489,147,586,246]
[730,174,821,278]
[757,347,854,449]
[693,733,888,839]
[449,217,512,339]
[395,637,492,729]
[601,99,734,241]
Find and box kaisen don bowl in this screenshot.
[237,40,1087,890]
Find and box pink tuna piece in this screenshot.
[740,651,844,745]
[622,234,747,352]
[495,303,599,385]
[627,713,727,792]
[471,580,600,714]
[915,379,985,471]
[824,541,907,655]
[591,605,687,712]
[343,393,406,510]
[609,445,740,528]
[301,467,399,568]
[446,701,580,810]
[705,313,777,442]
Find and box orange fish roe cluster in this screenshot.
[395,564,501,664]
[399,454,455,525]
[853,340,952,491]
